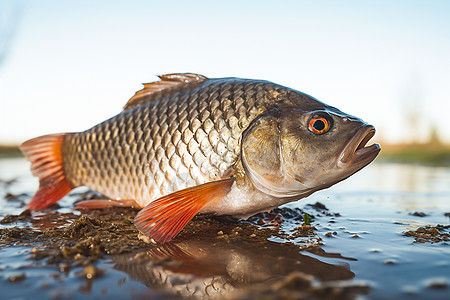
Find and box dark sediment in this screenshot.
[403,225,450,243]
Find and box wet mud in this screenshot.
[403,225,450,243]
[0,187,369,300]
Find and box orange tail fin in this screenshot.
[20,134,73,210]
[134,178,234,243]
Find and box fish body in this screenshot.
[21,73,380,242]
[63,75,276,210]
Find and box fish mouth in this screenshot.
[338,125,381,168]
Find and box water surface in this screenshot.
[0,158,449,299]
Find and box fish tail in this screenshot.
[20,133,74,210]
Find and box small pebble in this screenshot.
[411,212,427,217]
[9,273,26,282]
[425,278,448,290]
[325,232,333,237]
[352,234,360,238]
[217,231,223,235]
[384,259,396,265]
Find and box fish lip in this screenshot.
[338,125,381,168]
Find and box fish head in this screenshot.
[241,106,381,198]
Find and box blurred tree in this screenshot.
[429,125,442,145]
[402,74,425,144]
[402,74,444,146]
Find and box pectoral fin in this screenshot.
[134,178,234,243]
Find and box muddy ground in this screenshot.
[0,187,374,300]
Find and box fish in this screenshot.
[20,73,381,243]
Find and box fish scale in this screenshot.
[62,79,276,207]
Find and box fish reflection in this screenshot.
[112,238,355,298]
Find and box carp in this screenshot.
[21,73,380,243]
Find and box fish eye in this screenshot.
[308,112,332,135]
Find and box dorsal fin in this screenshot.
[123,73,208,110]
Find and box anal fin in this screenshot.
[134,178,234,243]
[75,199,140,210]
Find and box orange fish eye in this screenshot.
[308,116,330,135]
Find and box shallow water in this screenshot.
[0,158,449,299]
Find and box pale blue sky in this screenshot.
[1,0,449,144]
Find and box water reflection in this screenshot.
[112,238,355,298]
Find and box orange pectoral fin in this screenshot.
[134,178,234,243]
